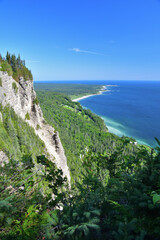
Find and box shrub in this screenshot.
[0,61,13,76]
[0,77,2,87]
[25,112,30,120]
[36,124,41,130]
[12,82,18,93]
[33,97,39,105]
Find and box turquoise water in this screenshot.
[35,80,160,148]
[77,80,160,148]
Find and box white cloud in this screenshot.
[69,48,106,56]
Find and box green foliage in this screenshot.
[152,192,160,205]
[36,124,41,130]
[0,78,159,239]
[12,82,18,93]
[57,140,160,240]
[0,98,159,239]
[0,52,33,82]
[0,155,67,240]
[0,105,44,159]
[34,82,103,99]
[33,97,39,105]
[25,112,30,120]
[0,61,13,76]
[36,91,138,184]
[0,77,2,86]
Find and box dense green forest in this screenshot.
[0,62,160,239]
[0,52,33,81]
[34,82,103,99]
[0,104,45,160]
[1,131,160,239]
[36,91,139,183]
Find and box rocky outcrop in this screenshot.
[0,151,9,167]
[0,71,70,183]
[0,112,2,122]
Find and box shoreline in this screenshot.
[72,85,107,102]
[72,87,151,148]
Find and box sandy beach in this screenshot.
[72,85,107,102]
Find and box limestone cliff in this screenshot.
[0,70,70,183]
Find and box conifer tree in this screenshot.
[6,51,11,64]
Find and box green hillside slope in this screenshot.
[36,91,138,183]
[0,104,45,160]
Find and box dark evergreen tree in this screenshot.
[17,54,21,68]
[6,51,11,64]
[0,52,33,81]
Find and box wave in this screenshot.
[100,115,150,146]
[100,116,126,136]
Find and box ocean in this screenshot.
[75,80,160,148]
[35,80,160,148]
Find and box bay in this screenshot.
[77,80,160,148]
[35,80,160,148]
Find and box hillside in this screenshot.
[0,53,160,240]
[36,91,138,183]
[0,104,45,162]
[0,53,70,182]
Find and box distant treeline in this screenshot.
[34,82,102,99]
[0,52,33,82]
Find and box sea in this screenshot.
[35,80,160,148]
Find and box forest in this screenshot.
[36,91,140,183]
[0,56,160,239]
[34,82,103,99]
[1,102,160,239]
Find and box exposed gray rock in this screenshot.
[0,112,2,122]
[0,70,70,183]
[0,151,9,167]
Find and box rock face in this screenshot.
[0,71,70,183]
[0,151,9,167]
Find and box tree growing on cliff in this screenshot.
[6,51,11,64]
[0,52,33,82]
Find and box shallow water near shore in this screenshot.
[77,80,160,148]
[35,80,160,148]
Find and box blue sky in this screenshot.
[0,0,160,81]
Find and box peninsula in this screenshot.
[72,85,107,102]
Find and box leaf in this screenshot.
[89,217,100,224]
[86,223,100,231]
[83,211,91,219]
[153,194,160,205]
[91,209,101,216]
[79,224,90,236]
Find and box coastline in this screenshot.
[72,85,107,102]
[72,85,151,148]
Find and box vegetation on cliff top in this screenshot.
[0,52,33,82]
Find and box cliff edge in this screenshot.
[0,70,70,183]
